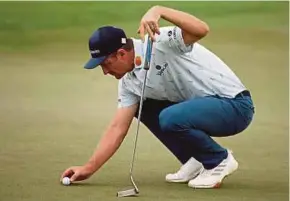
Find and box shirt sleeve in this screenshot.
[117,79,140,108]
[155,26,193,54]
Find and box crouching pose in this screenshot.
[61,5,255,189]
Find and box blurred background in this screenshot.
[0,2,288,201]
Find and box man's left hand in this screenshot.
[137,6,161,42]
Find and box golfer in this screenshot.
[61,5,255,188]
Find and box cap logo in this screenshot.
[121,38,126,44]
[90,49,100,54]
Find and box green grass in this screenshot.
[0,1,288,51]
[0,2,288,201]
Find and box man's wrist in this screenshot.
[152,5,162,16]
[85,160,99,173]
[154,6,171,21]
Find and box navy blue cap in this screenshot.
[84,26,127,69]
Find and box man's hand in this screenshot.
[137,6,161,42]
[59,104,138,184]
[138,6,209,45]
[60,164,94,182]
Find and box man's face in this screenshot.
[100,49,133,79]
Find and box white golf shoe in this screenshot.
[165,157,203,183]
[188,150,238,188]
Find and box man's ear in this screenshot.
[117,49,126,57]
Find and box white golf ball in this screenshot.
[62,177,71,186]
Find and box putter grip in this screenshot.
[144,37,153,70]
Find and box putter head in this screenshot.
[117,176,139,197]
[116,188,139,197]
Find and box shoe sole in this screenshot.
[188,161,238,189]
[166,179,191,183]
[166,169,203,183]
[166,174,199,183]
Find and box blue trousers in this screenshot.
[135,91,255,169]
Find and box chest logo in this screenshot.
[134,56,142,66]
[155,62,168,76]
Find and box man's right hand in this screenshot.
[59,104,138,183]
[60,164,95,182]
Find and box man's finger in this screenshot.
[149,22,160,35]
[138,24,145,42]
[148,22,155,31]
[60,169,74,181]
[145,23,155,41]
[70,172,79,182]
[154,23,160,35]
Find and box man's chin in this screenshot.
[115,74,124,79]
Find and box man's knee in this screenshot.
[159,107,180,133]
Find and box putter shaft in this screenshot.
[117,36,153,197]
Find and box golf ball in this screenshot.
[62,177,71,186]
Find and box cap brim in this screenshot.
[84,56,106,69]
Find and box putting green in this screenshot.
[0,2,288,201]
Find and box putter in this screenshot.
[117,36,153,197]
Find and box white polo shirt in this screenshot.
[118,26,246,108]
